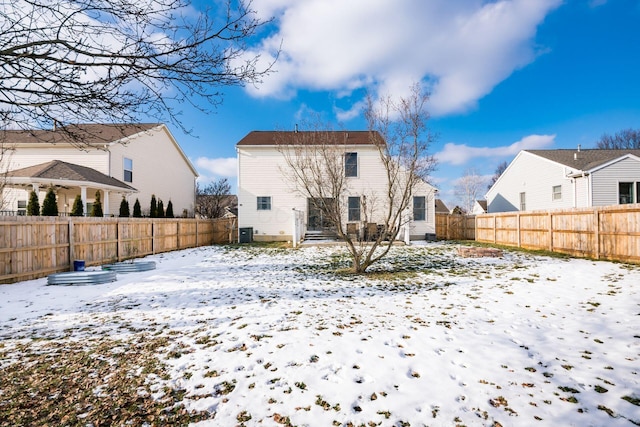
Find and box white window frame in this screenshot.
[552,185,562,201]
[413,196,426,221]
[123,157,133,183]
[257,196,271,210]
[618,182,637,204]
[519,192,526,211]
[345,152,358,178]
[348,196,360,221]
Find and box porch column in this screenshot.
[80,186,87,216]
[103,190,110,216]
[404,208,410,245]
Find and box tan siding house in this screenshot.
[237,131,437,242]
[1,124,198,216]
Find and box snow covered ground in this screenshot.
[1,242,639,426]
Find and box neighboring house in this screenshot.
[486,148,640,213]
[472,200,487,215]
[435,198,450,214]
[1,124,198,216]
[236,131,437,242]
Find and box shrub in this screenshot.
[150,194,157,218]
[70,195,84,216]
[157,199,164,218]
[119,197,130,217]
[27,190,40,216]
[166,200,174,218]
[91,191,103,217]
[133,198,142,217]
[41,188,58,216]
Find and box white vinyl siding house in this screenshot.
[237,131,437,242]
[2,124,198,216]
[487,149,640,213]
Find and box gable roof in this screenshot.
[6,160,136,191]
[237,130,378,146]
[2,123,160,146]
[435,198,449,213]
[526,149,640,171]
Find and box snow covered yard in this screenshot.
[0,242,638,426]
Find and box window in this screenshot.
[257,196,271,210]
[123,157,133,183]
[552,185,562,201]
[17,200,27,216]
[345,152,358,177]
[619,182,636,204]
[413,196,426,221]
[348,196,360,221]
[519,192,526,211]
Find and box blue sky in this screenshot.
[167,0,640,209]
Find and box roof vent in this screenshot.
[577,144,581,152]
[294,124,298,133]
[574,152,578,160]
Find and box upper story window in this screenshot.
[123,157,133,183]
[413,196,426,221]
[552,185,562,201]
[519,192,526,211]
[345,152,358,177]
[257,196,271,210]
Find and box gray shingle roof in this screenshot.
[6,160,136,191]
[236,130,380,146]
[526,149,640,171]
[2,123,160,145]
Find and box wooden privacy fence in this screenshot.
[435,213,476,240]
[475,204,640,263]
[0,216,237,284]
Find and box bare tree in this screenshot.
[0,132,15,211]
[487,160,508,190]
[278,84,437,273]
[595,128,640,149]
[196,178,232,218]
[0,0,275,142]
[454,168,486,214]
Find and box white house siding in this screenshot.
[237,144,436,241]
[2,125,197,216]
[237,146,305,241]
[590,157,640,206]
[487,152,574,213]
[107,126,197,217]
[574,175,590,207]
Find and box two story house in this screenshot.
[1,123,198,216]
[486,148,640,213]
[236,130,437,243]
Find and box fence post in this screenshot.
[176,219,181,250]
[517,213,521,248]
[594,209,600,259]
[152,220,156,255]
[548,211,553,252]
[68,219,75,271]
[116,218,121,262]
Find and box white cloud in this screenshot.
[194,157,237,179]
[247,0,561,116]
[436,134,556,165]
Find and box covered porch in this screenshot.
[3,160,137,216]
